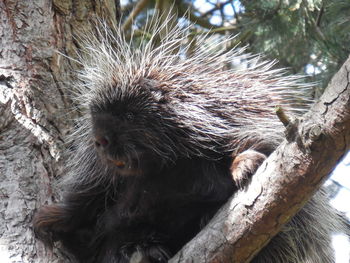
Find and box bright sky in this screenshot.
[329,151,350,262]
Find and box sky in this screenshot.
[330,152,350,263]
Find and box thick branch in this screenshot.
[169,57,350,263]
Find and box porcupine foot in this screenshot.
[230,150,267,188]
[33,204,73,246]
[129,245,171,263]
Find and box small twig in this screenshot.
[201,0,231,17]
[231,2,240,23]
[178,2,220,30]
[187,25,238,36]
[275,106,291,127]
[316,6,324,27]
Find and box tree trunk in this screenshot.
[0,1,119,262]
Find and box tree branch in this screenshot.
[169,56,350,262]
[122,0,150,32]
[177,2,220,30]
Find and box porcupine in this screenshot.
[33,17,345,263]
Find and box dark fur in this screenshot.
[33,23,343,263]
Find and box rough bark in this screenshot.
[0,0,119,262]
[169,56,350,263]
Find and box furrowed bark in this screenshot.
[169,56,350,263]
[0,1,119,262]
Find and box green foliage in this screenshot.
[120,0,350,94]
[238,0,350,92]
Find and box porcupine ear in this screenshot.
[151,88,167,103]
[138,77,168,103]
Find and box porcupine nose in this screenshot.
[94,135,127,169]
[95,135,109,148]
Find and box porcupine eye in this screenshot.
[125,112,134,121]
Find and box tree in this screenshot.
[0,1,120,262]
[0,0,348,262]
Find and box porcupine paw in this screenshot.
[130,245,171,263]
[33,204,71,246]
[230,150,267,188]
